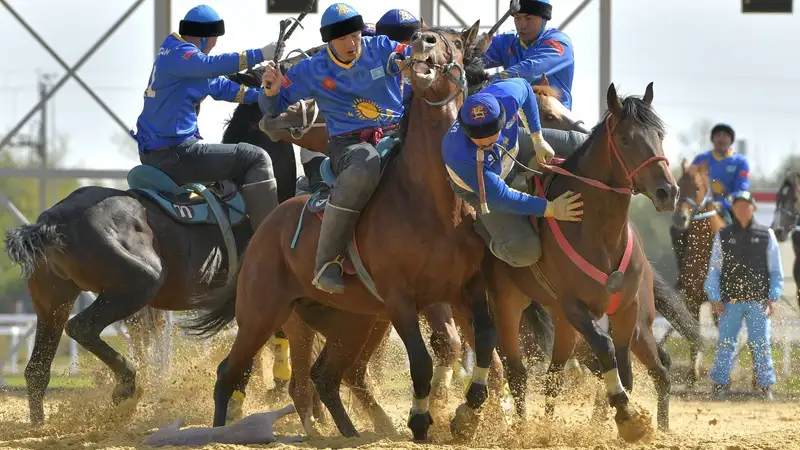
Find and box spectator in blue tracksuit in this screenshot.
[705,191,782,401]
[132,4,280,232]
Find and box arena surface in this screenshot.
[4,332,800,450]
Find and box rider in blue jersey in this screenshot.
[298,9,421,197]
[480,0,575,110]
[671,123,751,274]
[260,3,412,294]
[442,79,583,267]
[133,5,280,232]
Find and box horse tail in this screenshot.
[652,268,702,347]
[181,256,244,338]
[4,222,65,279]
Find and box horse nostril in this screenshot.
[423,34,437,44]
[656,188,669,203]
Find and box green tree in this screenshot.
[0,134,81,311]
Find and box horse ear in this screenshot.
[643,82,654,105]
[462,20,481,47]
[606,83,623,117]
[420,17,429,30]
[539,73,549,86]
[681,158,689,173]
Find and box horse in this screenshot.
[670,159,727,387]
[186,22,512,441]
[471,83,681,442]
[1,82,306,425]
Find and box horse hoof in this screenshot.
[111,382,137,405]
[407,411,433,441]
[614,404,654,443]
[450,403,480,441]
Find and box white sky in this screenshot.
[2,0,800,181]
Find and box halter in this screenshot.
[677,180,717,222]
[389,29,468,107]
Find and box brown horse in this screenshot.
[472,84,680,442]
[671,159,726,387]
[187,23,504,441]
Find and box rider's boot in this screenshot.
[312,203,360,294]
[670,225,688,289]
[241,179,279,233]
[303,156,328,194]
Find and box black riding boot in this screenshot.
[303,156,327,194]
[670,226,688,289]
[241,179,279,233]
[312,203,360,294]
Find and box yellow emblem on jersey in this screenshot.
[711,180,725,195]
[352,98,383,121]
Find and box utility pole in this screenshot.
[9,73,53,214]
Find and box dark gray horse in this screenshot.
[3,72,298,426]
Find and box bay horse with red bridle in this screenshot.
[471,83,681,442]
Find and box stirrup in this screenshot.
[311,255,346,292]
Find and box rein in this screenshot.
[678,181,718,222]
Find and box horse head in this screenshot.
[534,74,589,133]
[772,170,800,242]
[672,158,712,230]
[604,82,677,212]
[406,21,481,103]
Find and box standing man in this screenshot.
[705,191,782,401]
[481,0,575,109]
[133,4,280,232]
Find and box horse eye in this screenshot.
[454,40,462,50]
[620,137,631,145]
[546,114,556,121]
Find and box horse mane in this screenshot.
[561,94,666,172]
[533,84,561,100]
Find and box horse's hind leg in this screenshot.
[542,308,579,417]
[422,304,461,416]
[25,269,80,425]
[282,312,322,435]
[65,263,165,405]
[342,320,396,435]
[631,323,671,431]
[310,313,378,438]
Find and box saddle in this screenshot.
[126,164,246,287]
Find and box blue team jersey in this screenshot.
[441,78,547,216]
[484,28,575,110]
[259,36,412,137]
[692,150,751,209]
[132,33,264,152]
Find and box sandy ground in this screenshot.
[4,333,800,450]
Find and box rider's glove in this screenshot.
[531,130,555,164]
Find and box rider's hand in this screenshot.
[476,32,493,52]
[544,191,583,222]
[531,130,555,164]
[261,61,282,97]
[764,301,776,318]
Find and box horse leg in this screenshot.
[270,328,291,394]
[309,313,377,438]
[422,304,460,418]
[542,307,579,417]
[630,329,671,432]
[342,320,397,435]
[64,267,165,405]
[282,312,322,436]
[685,298,702,389]
[386,291,434,441]
[25,270,80,425]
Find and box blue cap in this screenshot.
[376,9,421,42]
[518,0,552,20]
[459,93,506,139]
[179,5,225,37]
[362,23,376,36]
[320,3,365,42]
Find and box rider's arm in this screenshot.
[208,77,259,104]
[703,232,723,302]
[512,79,542,133]
[722,158,751,210]
[767,228,784,302]
[482,35,506,70]
[165,44,265,79]
[446,158,547,216]
[497,37,573,84]
[375,35,412,73]
[258,61,314,118]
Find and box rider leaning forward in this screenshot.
[442,79,584,268]
[132,5,280,233]
[260,3,412,294]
